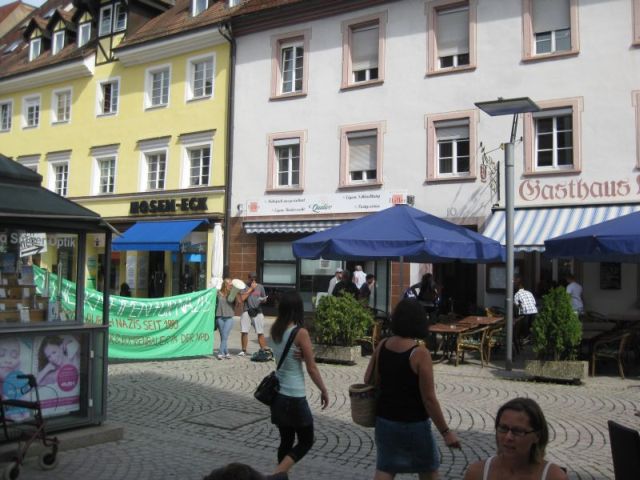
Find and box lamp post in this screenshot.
[475,97,539,371]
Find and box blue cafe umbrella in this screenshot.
[544,210,640,262]
[292,204,505,263]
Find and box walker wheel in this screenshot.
[38,450,59,471]
[2,462,19,480]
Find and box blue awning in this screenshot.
[483,205,640,252]
[113,219,207,251]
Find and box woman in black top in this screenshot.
[364,299,460,479]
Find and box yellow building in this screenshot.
[0,0,234,297]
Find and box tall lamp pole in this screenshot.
[475,97,539,371]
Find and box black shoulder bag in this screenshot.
[254,327,300,406]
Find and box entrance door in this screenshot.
[148,251,166,298]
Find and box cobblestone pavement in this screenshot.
[19,318,640,480]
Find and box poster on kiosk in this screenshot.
[0,334,80,421]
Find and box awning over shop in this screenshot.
[483,205,640,251]
[243,220,346,234]
[113,219,207,251]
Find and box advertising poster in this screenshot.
[0,334,80,421]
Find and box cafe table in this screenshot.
[427,322,474,363]
[458,315,504,327]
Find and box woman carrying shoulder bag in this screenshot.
[269,291,329,476]
[364,299,461,480]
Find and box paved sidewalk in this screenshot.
[18,317,640,480]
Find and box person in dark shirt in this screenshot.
[332,270,359,298]
[359,274,376,303]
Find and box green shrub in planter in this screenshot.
[531,287,582,361]
[314,293,374,346]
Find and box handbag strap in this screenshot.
[370,338,388,387]
[276,326,300,371]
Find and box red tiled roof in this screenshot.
[0,2,22,21]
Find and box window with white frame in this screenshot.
[17,155,39,172]
[145,152,166,190]
[97,79,119,115]
[435,119,470,176]
[78,22,91,47]
[23,96,40,128]
[523,0,578,59]
[52,31,65,55]
[188,146,211,186]
[0,101,12,131]
[54,163,68,196]
[342,13,386,88]
[437,4,469,68]
[534,108,573,169]
[339,123,385,186]
[523,98,581,174]
[114,2,127,32]
[146,67,170,108]
[192,0,208,16]
[280,41,304,94]
[97,156,116,194]
[52,89,71,123]
[187,55,214,100]
[28,38,41,61]
[271,31,309,99]
[99,5,112,36]
[275,139,300,188]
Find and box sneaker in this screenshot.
[216,354,224,360]
[225,354,231,360]
[237,351,246,357]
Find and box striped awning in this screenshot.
[483,205,640,251]
[243,220,346,234]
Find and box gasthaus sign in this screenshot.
[244,191,408,217]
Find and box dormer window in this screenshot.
[193,0,208,16]
[28,38,41,61]
[100,3,127,36]
[78,22,91,47]
[99,5,112,36]
[114,3,127,32]
[52,31,65,55]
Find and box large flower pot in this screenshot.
[313,344,361,365]
[524,360,589,384]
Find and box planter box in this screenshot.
[313,344,360,365]
[525,360,589,384]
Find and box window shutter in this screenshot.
[437,7,469,57]
[273,138,300,147]
[435,119,469,140]
[351,25,379,70]
[532,107,572,118]
[533,0,570,33]
[348,132,377,171]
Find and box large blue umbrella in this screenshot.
[292,204,505,263]
[544,210,640,262]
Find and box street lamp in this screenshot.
[475,97,539,371]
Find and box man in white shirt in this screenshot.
[514,277,537,336]
[565,273,584,313]
[328,267,343,295]
[353,265,367,289]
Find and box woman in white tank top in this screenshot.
[463,398,568,480]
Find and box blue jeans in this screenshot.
[216,316,234,355]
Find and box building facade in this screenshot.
[229,0,640,315]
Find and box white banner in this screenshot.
[19,233,47,258]
[244,191,408,217]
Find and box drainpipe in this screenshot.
[219,22,235,278]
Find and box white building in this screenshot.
[229,0,640,315]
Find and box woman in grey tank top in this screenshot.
[463,398,567,480]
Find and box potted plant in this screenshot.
[312,293,374,365]
[525,287,586,383]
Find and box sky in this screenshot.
[0,0,46,8]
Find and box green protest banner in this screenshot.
[33,266,217,359]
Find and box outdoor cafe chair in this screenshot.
[607,420,640,480]
[455,326,489,367]
[591,330,633,379]
[484,320,509,364]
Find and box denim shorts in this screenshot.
[270,393,313,427]
[375,416,440,474]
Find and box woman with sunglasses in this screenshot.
[463,397,567,480]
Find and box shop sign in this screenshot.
[33,266,216,360]
[244,191,407,217]
[0,233,73,253]
[19,233,47,257]
[519,176,640,202]
[129,197,208,215]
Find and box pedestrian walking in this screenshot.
[463,397,567,480]
[215,277,235,360]
[353,265,367,289]
[365,299,460,480]
[332,269,359,298]
[565,273,584,314]
[269,291,329,477]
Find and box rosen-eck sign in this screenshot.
[129,197,208,214]
[519,176,640,202]
[245,191,408,217]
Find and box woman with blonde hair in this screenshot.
[215,277,236,360]
[463,397,567,480]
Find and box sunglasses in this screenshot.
[496,424,536,437]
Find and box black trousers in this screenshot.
[277,424,314,463]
